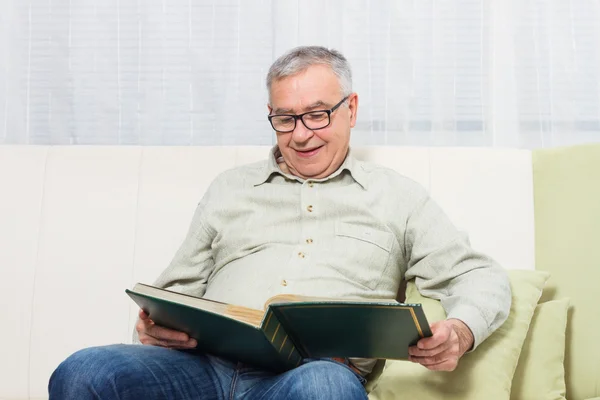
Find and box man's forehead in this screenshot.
[272,99,332,114]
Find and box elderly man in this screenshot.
[49,46,510,400]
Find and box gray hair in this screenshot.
[266,46,353,101]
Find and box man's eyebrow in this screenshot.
[273,100,330,115]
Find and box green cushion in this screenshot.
[533,143,600,400]
[368,270,549,400]
[511,299,570,400]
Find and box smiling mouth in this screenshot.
[295,146,324,158]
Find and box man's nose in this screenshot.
[291,118,314,143]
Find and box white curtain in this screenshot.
[1,0,599,148]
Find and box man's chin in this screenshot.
[295,167,328,180]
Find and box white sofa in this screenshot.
[0,145,539,399]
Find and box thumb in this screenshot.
[418,320,451,349]
[138,309,150,320]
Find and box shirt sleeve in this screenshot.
[151,202,216,295]
[132,200,216,343]
[403,193,512,349]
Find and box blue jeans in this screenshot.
[49,344,368,400]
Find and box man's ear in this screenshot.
[348,93,359,128]
[267,104,273,114]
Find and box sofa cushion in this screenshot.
[533,143,600,400]
[368,269,549,400]
[511,298,569,400]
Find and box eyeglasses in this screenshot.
[268,96,349,133]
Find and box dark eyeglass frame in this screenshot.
[268,95,350,133]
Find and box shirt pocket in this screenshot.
[331,221,394,290]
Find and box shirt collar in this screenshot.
[253,146,368,189]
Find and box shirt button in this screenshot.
[306,238,313,244]
[298,252,305,258]
[308,182,314,188]
[307,205,313,212]
[281,279,288,286]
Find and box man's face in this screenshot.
[268,64,358,180]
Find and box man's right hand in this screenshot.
[136,309,198,349]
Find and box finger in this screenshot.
[145,324,190,342]
[412,335,459,360]
[154,338,198,349]
[409,338,453,357]
[136,312,156,334]
[410,350,458,367]
[425,359,458,372]
[136,316,150,335]
[410,352,450,366]
[417,321,452,350]
[139,333,197,348]
[138,309,150,320]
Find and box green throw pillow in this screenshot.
[368,269,549,400]
[510,298,570,400]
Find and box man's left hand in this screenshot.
[408,318,474,371]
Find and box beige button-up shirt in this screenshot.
[151,147,511,374]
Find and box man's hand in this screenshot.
[408,318,474,371]
[136,309,198,349]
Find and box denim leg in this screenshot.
[48,344,230,400]
[239,359,368,400]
